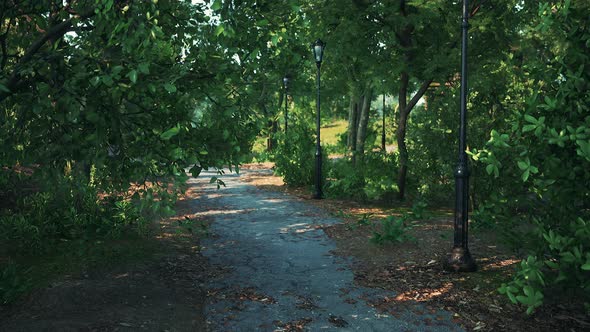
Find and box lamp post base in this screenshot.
[444,246,477,272]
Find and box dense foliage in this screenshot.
[0,0,588,313]
[0,0,258,301]
[267,0,589,313]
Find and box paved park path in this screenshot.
[196,169,462,331]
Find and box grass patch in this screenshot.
[321,119,348,146]
[249,119,349,160]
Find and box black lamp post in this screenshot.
[283,76,289,134]
[444,0,476,272]
[312,39,325,199]
[382,93,386,151]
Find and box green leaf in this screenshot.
[170,147,184,160]
[138,63,150,74]
[127,70,138,83]
[507,292,517,304]
[215,25,225,36]
[581,263,590,271]
[522,170,530,182]
[160,126,180,140]
[523,124,536,132]
[101,75,114,87]
[190,165,202,177]
[523,286,533,297]
[545,260,559,269]
[517,161,529,170]
[486,164,494,175]
[164,83,177,93]
[209,176,218,184]
[516,294,530,305]
[211,0,222,10]
[257,19,269,26]
[524,114,537,124]
[112,65,124,75]
[271,35,280,45]
[105,0,114,11]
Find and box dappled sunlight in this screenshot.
[479,256,520,271]
[176,186,202,201]
[279,222,321,234]
[260,198,288,204]
[204,193,240,199]
[393,282,454,302]
[198,208,253,216]
[414,222,454,231]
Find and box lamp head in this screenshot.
[312,39,326,66]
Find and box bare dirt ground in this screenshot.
[240,162,590,332]
[0,185,213,332]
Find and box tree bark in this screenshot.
[355,87,373,159]
[396,71,433,200]
[396,72,410,200]
[347,93,359,152]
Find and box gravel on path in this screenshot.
[196,170,462,332]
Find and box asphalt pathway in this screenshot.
[195,169,462,331]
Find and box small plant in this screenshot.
[345,213,373,230]
[499,217,590,314]
[410,198,430,220]
[498,256,545,315]
[176,216,209,237]
[357,213,373,226]
[0,262,32,304]
[370,215,415,245]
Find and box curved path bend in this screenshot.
[194,170,462,332]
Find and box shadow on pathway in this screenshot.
[196,170,462,331]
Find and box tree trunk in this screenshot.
[347,94,359,152]
[355,88,373,159]
[396,72,410,200]
[270,119,278,150]
[396,71,433,200]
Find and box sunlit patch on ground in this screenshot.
[393,282,454,302]
[479,257,520,271]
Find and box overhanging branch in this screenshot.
[0,9,95,103]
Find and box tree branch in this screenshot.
[0,9,95,102]
[406,79,433,115]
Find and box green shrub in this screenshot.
[345,212,373,231]
[272,124,316,187]
[370,215,415,245]
[410,198,430,220]
[0,173,158,256]
[326,151,398,201]
[499,217,590,314]
[325,158,366,199]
